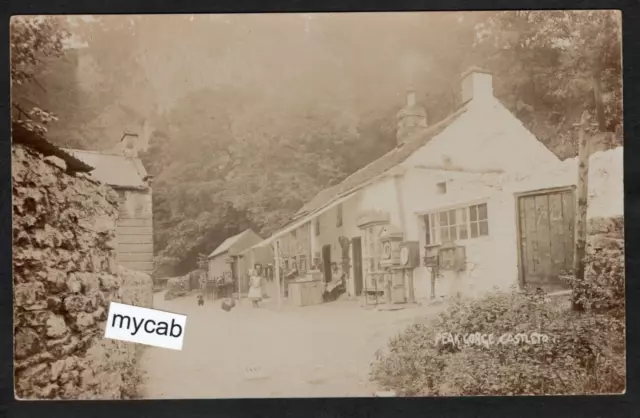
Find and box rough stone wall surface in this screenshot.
[587,215,624,256]
[13,145,153,400]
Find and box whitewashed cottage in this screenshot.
[250,67,623,302]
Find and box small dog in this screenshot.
[197,294,204,306]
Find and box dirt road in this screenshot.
[139,292,443,399]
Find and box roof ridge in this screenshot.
[63,148,124,156]
[208,228,255,258]
[65,148,146,164]
[292,102,470,220]
[291,100,471,222]
[62,148,142,161]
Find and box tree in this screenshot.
[20,12,621,276]
[473,10,622,158]
[10,16,67,87]
[10,16,68,134]
[13,16,158,150]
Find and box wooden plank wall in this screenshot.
[116,189,154,275]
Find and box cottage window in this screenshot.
[423,203,488,245]
[469,203,489,238]
[336,204,343,227]
[315,217,320,236]
[438,209,457,242]
[424,213,438,246]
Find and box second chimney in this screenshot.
[121,131,141,159]
[460,66,493,103]
[396,88,428,146]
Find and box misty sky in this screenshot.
[68,12,483,120]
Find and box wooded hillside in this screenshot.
[11,11,622,276]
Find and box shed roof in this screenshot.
[208,229,253,259]
[12,123,94,173]
[291,102,470,221]
[62,148,149,189]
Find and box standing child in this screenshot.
[247,268,263,308]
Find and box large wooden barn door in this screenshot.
[517,187,575,290]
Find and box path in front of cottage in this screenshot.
[138,291,446,399]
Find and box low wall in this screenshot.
[13,145,153,400]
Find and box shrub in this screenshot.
[564,236,624,317]
[370,289,625,396]
[372,218,625,396]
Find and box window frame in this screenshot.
[424,202,489,245]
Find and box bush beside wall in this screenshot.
[370,215,625,396]
[13,145,153,400]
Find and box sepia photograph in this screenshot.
[11,11,624,400]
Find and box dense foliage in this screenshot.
[474,10,622,157]
[370,226,626,396]
[10,16,67,135]
[564,217,625,317]
[371,291,625,395]
[10,11,622,275]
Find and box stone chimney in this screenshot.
[115,116,151,159]
[120,131,142,159]
[396,88,428,146]
[460,66,493,103]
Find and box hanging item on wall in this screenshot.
[399,241,420,269]
[379,225,403,269]
[438,242,466,271]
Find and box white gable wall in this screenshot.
[391,93,565,300]
[403,97,560,176]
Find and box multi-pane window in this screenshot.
[469,203,489,238]
[424,203,489,245]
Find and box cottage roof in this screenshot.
[291,102,470,221]
[62,148,149,189]
[12,123,94,173]
[208,229,253,259]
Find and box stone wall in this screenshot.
[584,215,624,311]
[12,144,153,400]
[587,215,624,280]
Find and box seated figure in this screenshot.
[323,262,346,302]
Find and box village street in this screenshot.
[139,292,445,398]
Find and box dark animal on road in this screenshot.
[221,298,235,312]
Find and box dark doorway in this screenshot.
[322,244,332,283]
[351,237,364,296]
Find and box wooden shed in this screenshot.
[64,132,154,276]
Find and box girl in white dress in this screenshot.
[247,269,263,308]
